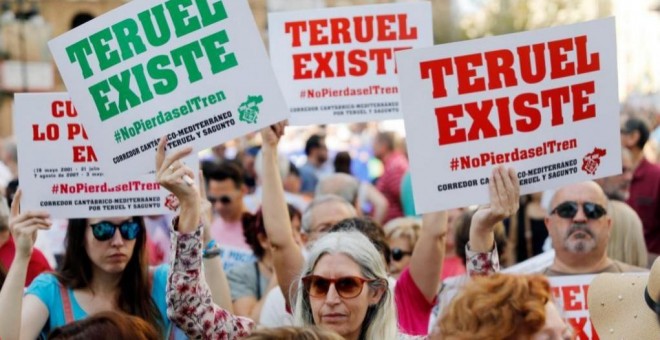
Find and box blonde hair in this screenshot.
[383,217,421,249]
[607,200,648,268]
[293,231,398,339]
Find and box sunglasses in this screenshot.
[391,248,412,262]
[90,220,141,241]
[207,195,232,205]
[302,275,375,299]
[551,201,607,220]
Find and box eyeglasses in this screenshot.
[551,201,607,220]
[90,220,141,241]
[207,195,232,205]
[301,275,375,299]
[391,248,412,262]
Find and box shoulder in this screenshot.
[613,260,649,273]
[25,273,62,306]
[227,262,256,280]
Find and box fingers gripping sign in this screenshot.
[260,120,287,148]
[155,136,199,205]
[9,190,52,259]
[470,166,520,252]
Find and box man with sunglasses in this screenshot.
[471,179,646,276]
[206,162,253,271]
[542,181,647,276]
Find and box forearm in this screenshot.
[261,144,304,302]
[0,255,29,340]
[167,227,254,338]
[468,219,495,253]
[203,256,234,313]
[410,211,447,302]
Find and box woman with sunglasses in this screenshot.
[0,141,232,339]
[0,189,171,339]
[383,218,420,278]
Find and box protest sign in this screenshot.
[13,92,197,218]
[269,2,433,125]
[396,18,620,212]
[48,0,288,180]
[548,275,599,339]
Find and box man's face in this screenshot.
[314,141,328,165]
[304,201,357,244]
[208,179,244,221]
[546,183,611,259]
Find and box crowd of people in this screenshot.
[0,113,659,339]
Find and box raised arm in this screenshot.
[467,166,519,276]
[409,210,448,302]
[157,137,253,338]
[0,190,51,340]
[260,122,305,304]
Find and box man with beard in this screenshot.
[470,181,647,276]
[542,181,646,276]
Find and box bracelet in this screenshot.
[203,247,222,259]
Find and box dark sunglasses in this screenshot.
[207,195,232,205]
[391,248,412,262]
[90,220,141,241]
[551,201,607,220]
[302,275,375,299]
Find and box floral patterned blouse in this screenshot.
[167,226,498,340]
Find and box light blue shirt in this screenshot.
[26,265,175,338]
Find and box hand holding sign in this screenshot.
[469,166,520,252]
[260,121,287,150]
[9,190,52,259]
[155,136,200,235]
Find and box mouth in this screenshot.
[108,254,127,261]
[322,313,348,323]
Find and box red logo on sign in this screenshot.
[164,194,179,212]
[581,147,607,175]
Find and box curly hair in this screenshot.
[439,274,551,340]
[243,204,302,259]
[48,311,159,340]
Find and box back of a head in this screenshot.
[47,311,159,340]
[439,273,551,340]
[622,116,650,150]
[244,326,343,340]
[607,200,648,267]
[301,194,357,233]
[333,151,352,174]
[315,173,359,206]
[376,132,396,151]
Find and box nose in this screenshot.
[573,204,587,222]
[110,229,125,247]
[324,284,342,306]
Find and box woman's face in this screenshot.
[388,236,412,278]
[531,301,574,340]
[85,217,137,275]
[309,253,384,340]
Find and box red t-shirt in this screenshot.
[0,236,52,286]
[394,267,436,336]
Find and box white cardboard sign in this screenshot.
[396,18,621,213]
[48,0,288,180]
[269,2,433,125]
[13,92,195,218]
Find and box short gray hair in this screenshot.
[314,173,360,205]
[301,194,357,233]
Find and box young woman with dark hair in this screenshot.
[0,165,232,339]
